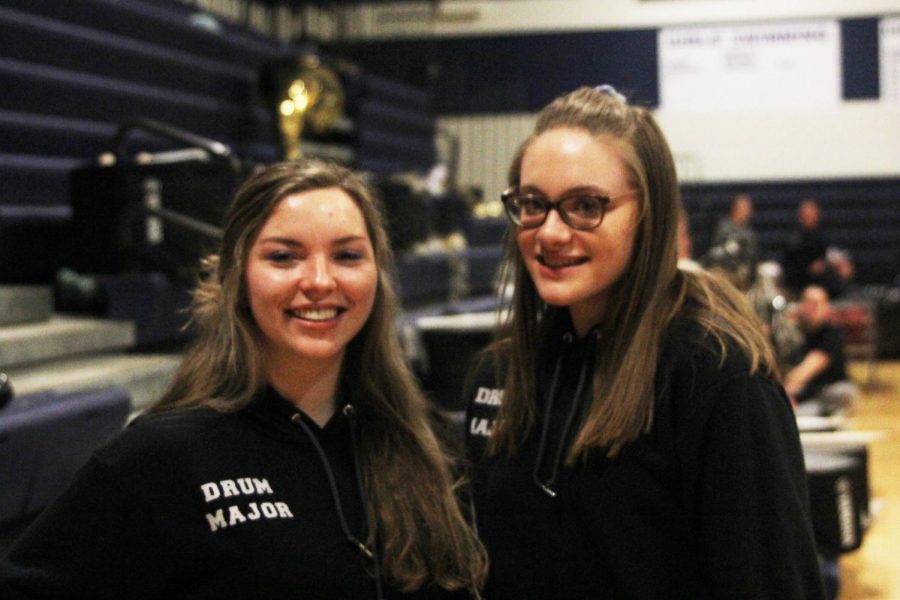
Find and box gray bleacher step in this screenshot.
[5,353,181,413]
[0,315,134,369]
[0,285,53,326]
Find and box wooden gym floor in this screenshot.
[839,360,900,599]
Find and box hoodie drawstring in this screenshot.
[532,332,594,498]
[343,404,385,600]
[290,407,385,600]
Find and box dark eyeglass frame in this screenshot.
[501,187,629,231]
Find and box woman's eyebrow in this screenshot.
[256,236,301,246]
[333,235,369,245]
[256,235,368,247]
[518,184,546,196]
[519,184,609,197]
[564,185,608,195]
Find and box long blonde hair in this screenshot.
[490,87,775,460]
[152,159,487,593]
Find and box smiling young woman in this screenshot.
[1,159,487,599]
[464,86,826,599]
[244,187,379,425]
[512,126,641,336]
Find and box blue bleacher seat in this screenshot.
[99,272,193,348]
[396,253,453,307]
[465,217,507,247]
[466,245,505,296]
[0,387,131,525]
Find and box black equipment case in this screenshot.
[805,450,869,556]
[69,119,246,282]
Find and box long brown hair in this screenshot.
[490,86,775,460]
[152,159,487,593]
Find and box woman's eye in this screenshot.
[520,198,546,215]
[267,250,295,264]
[335,249,364,262]
[571,197,602,216]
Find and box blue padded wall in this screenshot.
[682,178,900,286]
[333,29,658,114]
[335,15,887,114]
[842,18,880,100]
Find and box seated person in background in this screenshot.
[703,193,757,290]
[785,285,858,415]
[783,199,853,298]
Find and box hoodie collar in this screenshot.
[538,308,602,372]
[242,386,348,442]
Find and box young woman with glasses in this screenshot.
[464,86,825,598]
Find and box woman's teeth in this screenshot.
[292,308,338,321]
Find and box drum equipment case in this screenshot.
[69,119,246,282]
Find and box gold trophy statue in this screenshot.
[262,53,344,160]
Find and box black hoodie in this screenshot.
[1,388,467,600]
[465,314,826,599]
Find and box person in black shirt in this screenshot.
[1,159,487,599]
[464,85,825,599]
[783,199,853,297]
[785,285,857,415]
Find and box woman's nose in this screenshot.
[298,255,336,297]
[535,208,573,246]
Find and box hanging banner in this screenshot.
[659,20,841,113]
[880,17,900,105]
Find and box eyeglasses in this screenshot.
[501,187,628,231]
